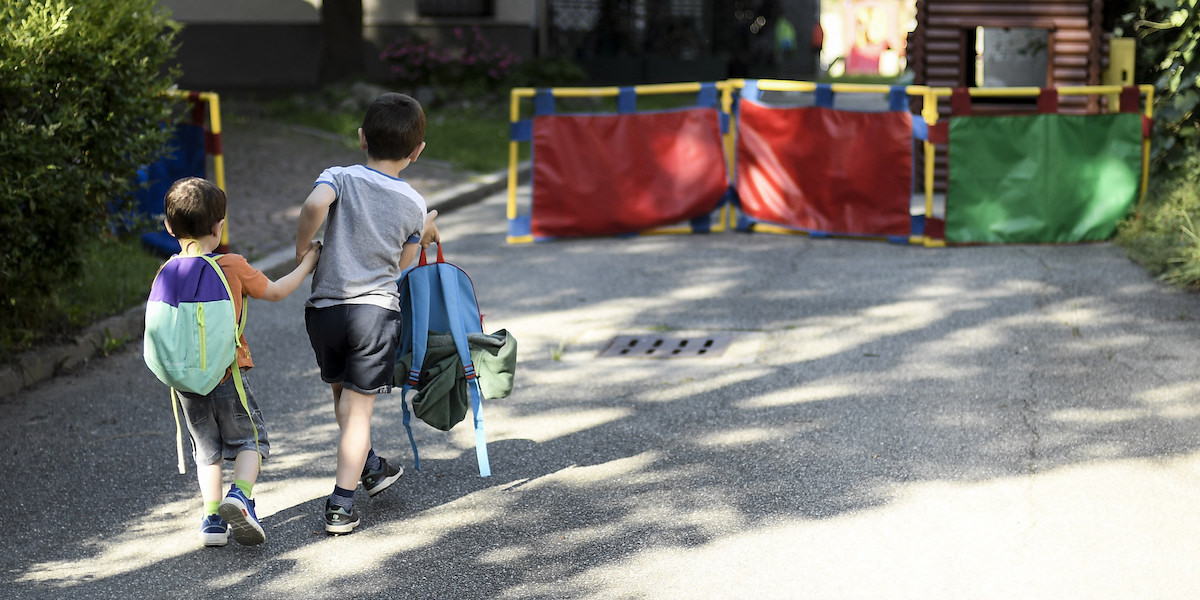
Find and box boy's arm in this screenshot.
[297,184,335,264]
[398,242,419,271]
[262,241,321,301]
[421,209,440,247]
[397,210,441,270]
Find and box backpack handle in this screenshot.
[417,243,444,266]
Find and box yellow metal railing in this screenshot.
[922,83,1154,247]
[507,82,736,243]
[727,79,930,243]
[507,81,1155,247]
[165,90,227,248]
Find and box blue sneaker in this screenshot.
[200,514,229,547]
[217,485,266,546]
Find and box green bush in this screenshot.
[1109,3,1200,288]
[1117,148,1200,287]
[0,0,180,353]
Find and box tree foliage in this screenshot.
[1114,0,1200,170]
[0,0,180,349]
[1113,1,1200,288]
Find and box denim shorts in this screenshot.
[305,304,401,395]
[176,370,270,466]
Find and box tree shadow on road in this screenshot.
[5,221,1199,599]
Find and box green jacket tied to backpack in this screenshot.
[395,329,517,431]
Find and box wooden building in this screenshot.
[907,0,1117,115]
[905,0,1124,196]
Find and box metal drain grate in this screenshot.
[598,334,734,358]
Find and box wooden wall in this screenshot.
[907,0,1108,194]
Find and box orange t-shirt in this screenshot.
[216,254,270,371]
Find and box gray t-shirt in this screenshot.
[307,165,427,312]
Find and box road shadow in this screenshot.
[4,197,1199,598]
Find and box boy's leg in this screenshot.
[198,462,224,506]
[213,374,268,546]
[307,304,402,534]
[334,385,375,490]
[197,462,228,547]
[232,449,259,491]
[176,389,230,547]
[331,382,401,496]
[324,384,372,534]
[218,450,266,546]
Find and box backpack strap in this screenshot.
[467,378,490,477]
[171,388,187,474]
[437,263,490,477]
[399,384,421,472]
[405,259,432,388]
[399,254,430,472]
[200,255,248,345]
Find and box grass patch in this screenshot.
[425,102,520,173]
[259,86,712,175]
[260,87,521,174]
[1,235,162,360]
[63,235,164,324]
[1116,153,1200,288]
[531,92,713,115]
[265,102,361,143]
[817,72,907,85]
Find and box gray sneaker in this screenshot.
[360,456,403,497]
[324,501,360,535]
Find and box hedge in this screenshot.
[0,0,180,347]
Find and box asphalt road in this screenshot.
[3,189,1200,599]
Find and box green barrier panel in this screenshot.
[946,113,1143,244]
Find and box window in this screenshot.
[417,0,493,18]
[970,26,1049,88]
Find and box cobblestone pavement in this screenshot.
[219,102,465,262]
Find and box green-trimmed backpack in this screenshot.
[144,252,254,473]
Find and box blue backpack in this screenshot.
[144,253,254,473]
[396,244,493,477]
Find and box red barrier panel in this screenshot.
[735,100,912,237]
[531,108,728,238]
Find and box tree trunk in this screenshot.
[319,0,365,85]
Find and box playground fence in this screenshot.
[508,80,1154,247]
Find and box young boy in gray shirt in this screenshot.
[295,92,439,534]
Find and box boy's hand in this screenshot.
[420,209,440,248]
[299,240,322,271]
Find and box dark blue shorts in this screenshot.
[305,304,401,395]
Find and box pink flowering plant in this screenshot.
[381,26,522,100]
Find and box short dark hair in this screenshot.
[361,92,426,161]
[163,177,226,239]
